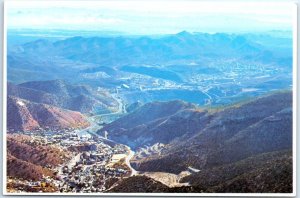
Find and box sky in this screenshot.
[6,1,296,35]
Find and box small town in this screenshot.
[7,127,133,193]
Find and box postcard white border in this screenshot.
[2,1,298,197]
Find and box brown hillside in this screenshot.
[7,96,89,131]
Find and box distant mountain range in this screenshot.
[7,32,292,109]
[7,31,292,84]
[10,31,291,67]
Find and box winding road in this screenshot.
[77,91,138,177]
[124,146,138,176]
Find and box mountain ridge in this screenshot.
[7,96,90,131]
[12,31,289,68]
[99,91,292,175]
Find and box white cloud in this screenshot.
[6,1,294,15]
[6,1,295,33]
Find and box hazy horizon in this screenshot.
[7,1,295,35]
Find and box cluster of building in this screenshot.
[8,128,132,193]
[54,139,130,192]
[57,162,128,193]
